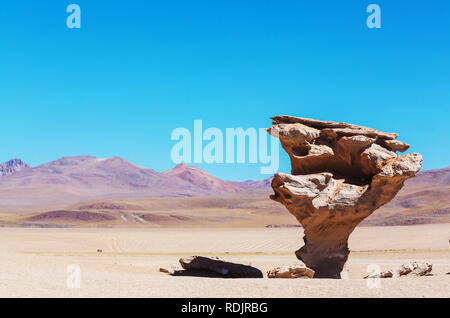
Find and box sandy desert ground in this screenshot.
[0,224,449,298]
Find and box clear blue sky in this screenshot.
[1,1,449,181]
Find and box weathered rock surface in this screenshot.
[268,116,422,278]
[267,265,314,278]
[178,256,263,278]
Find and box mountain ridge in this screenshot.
[0,156,448,223]
[0,156,272,211]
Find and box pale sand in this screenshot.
[0,224,449,297]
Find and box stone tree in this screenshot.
[268,116,422,278]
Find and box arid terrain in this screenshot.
[0,157,449,297]
[0,156,448,228]
[0,224,448,297]
[2,183,449,228]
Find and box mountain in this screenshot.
[0,159,30,176]
[363,166,450,225]
[0,156,206,211]
[163,163,271,194]
[0,156,271,212]
[406,166,450,187]
[13,166,449,228]
[0,155,448,227]
[163,163,242,193]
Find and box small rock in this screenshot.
[394,263,416,277]
[159,267,174,274]
[411,262,432,276]
[267,265,314,279]
[364,270,393,279]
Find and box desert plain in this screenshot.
[0,157,449,297]
[0,224,449,298]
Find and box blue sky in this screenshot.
[1,1,449,181]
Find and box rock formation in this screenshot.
[267,116,422,278]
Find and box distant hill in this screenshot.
[0,159,30,176]
[363,166,450,226]
[163,163,271,194]
[0,155,448,228]
[0,156,271,212]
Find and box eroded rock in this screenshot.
[268,116,422,278]
[267,265,314,278]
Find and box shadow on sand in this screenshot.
[170,265,263,279]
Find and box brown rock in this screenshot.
[179,256,263,278]
[159,267,173,274]
[268,116,422,278]
[267,265,314,278]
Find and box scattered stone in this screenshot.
[364,270,394,279]
[178,256,263,278]
[395,262,432,277]
[364,262,433,279]
[411,262,432,276]
[267,265,314,278]
[268,116,422,278]
[159,267,174,274]
[394,263,416,277]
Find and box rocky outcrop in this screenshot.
[268,116,422,278]
[267,265,314,278]
[177,256,263,278]
[0,158,30,176]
